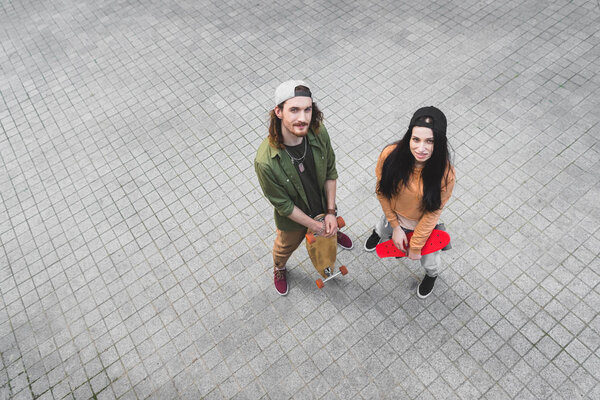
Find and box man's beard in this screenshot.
[290,123,309,136]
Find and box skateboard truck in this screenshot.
[315,265,348,289]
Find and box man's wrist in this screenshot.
[326,208,336,216]
[315,220,325,234]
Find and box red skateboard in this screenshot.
[375,229,450,258]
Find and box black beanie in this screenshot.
[409,106,447,137]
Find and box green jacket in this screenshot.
[254,124,338,231]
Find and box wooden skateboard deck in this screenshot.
[375,229,450,258]
[305,214,348,287]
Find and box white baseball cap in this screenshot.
[274,80,312,106]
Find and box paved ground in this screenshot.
[1,0,600,399]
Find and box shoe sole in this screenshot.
[364,231,381,251]
[276,285,288,296]
[364,243,377,252]
[416,281,435,299]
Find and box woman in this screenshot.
[370,106,455,298]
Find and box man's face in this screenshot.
[275,96,313,137]
[410,126,434,166]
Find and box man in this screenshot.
[255,80,353,295]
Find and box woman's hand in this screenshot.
[322,214,338,238]
[392,227,408,253]
[407,247,421,260]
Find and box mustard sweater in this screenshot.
[375,144,455,251]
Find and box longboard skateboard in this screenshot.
[375,229,450,258]
[305,214,348,288]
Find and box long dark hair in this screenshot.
[267,87,324,149]
[376,116,451,212]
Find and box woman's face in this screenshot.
[410,126,434,166]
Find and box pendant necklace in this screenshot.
[285,138,307,173]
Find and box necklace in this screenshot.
[284,138,307,173]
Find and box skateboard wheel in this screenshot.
[336,216,345,228]
[339,265,348,275]
[316,279,324,289]
[306,233,316,244]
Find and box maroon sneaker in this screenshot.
[337,231,353,250]
[274,268,288,296]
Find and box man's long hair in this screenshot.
[376,116,451,212]
[268,96,324,149]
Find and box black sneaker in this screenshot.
[364,230,380,251]
[417,275,437,299]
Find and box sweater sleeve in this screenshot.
[375,145,400,229]
[410,165,456,251]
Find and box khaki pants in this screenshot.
[273,228,307,270]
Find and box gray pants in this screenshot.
[375,215,442,277]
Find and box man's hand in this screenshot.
[392,226,408,252]
[322,213,338,238]
[311,219,325,236]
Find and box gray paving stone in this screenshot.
[2,0,600,398]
